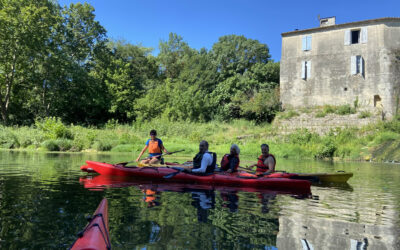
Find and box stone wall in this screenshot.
[273,111,380,135]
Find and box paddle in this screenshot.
[163,167,186,179]
[116,150,185,166]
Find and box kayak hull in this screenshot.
[131,162,353,183]
[70,198,110,250]
[82,161,311,193]
[297,172,353,183]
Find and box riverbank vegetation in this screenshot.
[2,117,400,162]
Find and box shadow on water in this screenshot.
[313,182,354,191]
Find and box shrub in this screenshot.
[358,111,372,119]
[314,139,337,159]
[0,129,19,149]
[42,140,60,151]
[372,131,400,145]
[315,111,326,118]
[288,129,317,145]
[35,117,73,139]
[105,119,119,129]
[279,110,299,120]
[55,139,72,151]
[383,119,400,133]
[92,140,113,151]
[322,105,335,114]
[335,104,356,115]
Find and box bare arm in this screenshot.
[161,144,169,154]
[265,156,276,173]
[136,145,149,162]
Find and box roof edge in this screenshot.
[282,17,400,37]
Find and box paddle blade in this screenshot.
[163,168,184,179]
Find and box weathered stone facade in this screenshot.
[280,17,400,118]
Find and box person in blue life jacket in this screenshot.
[191,140,216,174]
[136,130,170,164]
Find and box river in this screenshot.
[0,151,398,249]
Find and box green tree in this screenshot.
[212,35,271,78]
[0,0,58,124]
[158,33,195,79]
[103,40,159,123]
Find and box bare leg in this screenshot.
[149,157,161,164]
[141,158,151,164]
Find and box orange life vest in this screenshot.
[148,139,162,154]
[256,154,276,173]
[221,154,240,172]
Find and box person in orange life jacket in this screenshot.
[248,144,276,175]
[220,144,240,173]
[136,130,170,164]
[191,140,216,174]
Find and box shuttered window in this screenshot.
[360,27,368,43]
[345,28,367,45]
[344,30,351,45]
[302,35,312,51]
[351,55,364,75]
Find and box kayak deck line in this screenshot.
[70,198,110,250]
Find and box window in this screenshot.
[301,61,311,80]
[351,30,360,44]
[344,27,367,45]
[351,55,364,75]
[302,35,312,51]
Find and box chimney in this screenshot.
[320,16,336,27]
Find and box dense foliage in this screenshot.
[0,0,280,126]
[1,116,400,162]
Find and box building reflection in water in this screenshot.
[276,186,400,250]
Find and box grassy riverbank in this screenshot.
[1,117,400,162]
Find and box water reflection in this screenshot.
[0,151,400,249]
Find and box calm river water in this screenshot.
[0,151,399,249]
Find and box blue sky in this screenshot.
[59,0,400,61]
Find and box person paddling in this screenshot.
[220,144,240,173]
[191,140,216,174]
[249,144,276,175]
[136,130,170,164]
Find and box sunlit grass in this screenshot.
[1,116,400,161]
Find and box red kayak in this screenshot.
[70,198,110,250]
[81,161,311,193]
[79,175,311,196]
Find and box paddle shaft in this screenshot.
[117,150,184,166]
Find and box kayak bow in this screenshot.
[70,198,110,250]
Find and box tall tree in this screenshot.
[0,0,58,124]
[103,40,159,122]
[158,33,195,79]
[212,35,271,78]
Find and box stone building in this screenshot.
[280,17,400,118]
